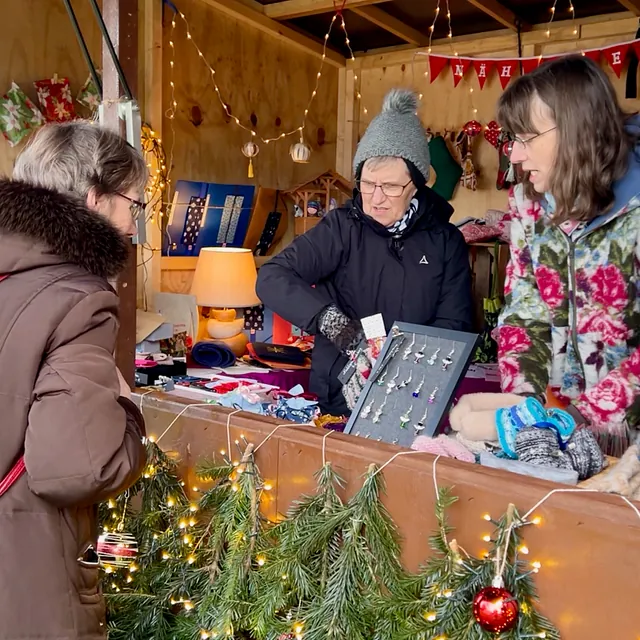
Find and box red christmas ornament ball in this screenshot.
[463,119,483,138]
[472,586,519,633]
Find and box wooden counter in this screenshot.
[135,391,640,639]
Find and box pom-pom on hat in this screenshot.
[352,88,431,185]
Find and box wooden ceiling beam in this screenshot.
[465,0,530,32]
[616,0,640,16]
[197,0,345,67]
[351,6,429,46]
[264,0,383,20]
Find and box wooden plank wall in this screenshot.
[164,0,339,190]
[0,0,101,177]
[352,13,640,223]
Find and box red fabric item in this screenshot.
[460,223,501,244]
[496,60,518,89]
[521,58,541,74]
[34,77,76,122]
[602,43,630,78]
[472,59,495,89]
[429,55,449,83]
[452,58,471,87]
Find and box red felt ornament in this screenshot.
[463,120,482,138]
[277,635,295,640]
[484,120,501,149]
[472,586,519,633]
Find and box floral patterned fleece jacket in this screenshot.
[497,133,640,452]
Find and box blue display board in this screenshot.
[163,180,255,256]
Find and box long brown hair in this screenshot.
[497,55,635,223]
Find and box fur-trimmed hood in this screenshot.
[0,179,129,279]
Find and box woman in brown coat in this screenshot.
[0,121,148,639]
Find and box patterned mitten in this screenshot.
[515,427,573,470]
[318,304,364,355]
[563,428,605,480]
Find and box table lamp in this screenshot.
[190,247,261,356]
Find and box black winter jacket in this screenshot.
[256,188,473,416]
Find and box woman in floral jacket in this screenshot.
[495,55,640,455]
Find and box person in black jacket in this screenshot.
[256,88,473,416]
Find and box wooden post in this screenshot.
[140,0,163,308]
[102,0,139,387]
[335,64,359,180]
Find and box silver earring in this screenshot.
[412,375,425,398]
[398,371,413,389]
[402,334,416,360]
[372,397,387,423]
[428,387,439,404]
[377,369,388,386]
[427,347,441,366]
[400,404,413,429]
[414,338,427,364]
[442,346,455,371]
[360,398,375,419]
[414,407,428,435]
[386,368,400,395]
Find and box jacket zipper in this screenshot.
[565,236,585,393]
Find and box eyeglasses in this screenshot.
[116,192,146,220]
[357,179,412,198]
[505,127,557,157]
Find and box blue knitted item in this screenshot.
[496,398,547,458]
[496,398,577,459]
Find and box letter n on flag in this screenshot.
[497,60,518,89]
[452,58,471,87]
[603,43,630,78]
[429,55,449,83]
[472,59,494,89]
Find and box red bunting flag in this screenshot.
[472,59,495,89]
[583,49,601,62]
[521,58,541,75]
[452,58,471,87]
[496,60,518,89]
[633,41,640,60]
[429,55,449,83]
[602,43,630,78]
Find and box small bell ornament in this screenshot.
[290,134,311,163]
[242,141,259,178]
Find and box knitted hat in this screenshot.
[352,89,431,184]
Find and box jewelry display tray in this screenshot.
[344,322,480,448]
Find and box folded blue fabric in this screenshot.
[191,341,236,368]
[495,397,576,459]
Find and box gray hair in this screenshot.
[363,156,408,171]
[13,121,148,201]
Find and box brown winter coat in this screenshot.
[0,180,147,640]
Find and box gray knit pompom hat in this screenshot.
[352,88,430,183]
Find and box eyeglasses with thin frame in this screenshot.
[357,178,412,198]
[116,192,146,220]
[505,126,557,157]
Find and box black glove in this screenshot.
[318,304,364,355]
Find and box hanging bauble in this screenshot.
[241,141,259,178]
[97,531,139,568]
[472,586,519,633]
[290,137,311,163]
[463,119,483,138]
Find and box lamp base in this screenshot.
[201,308,248,357]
